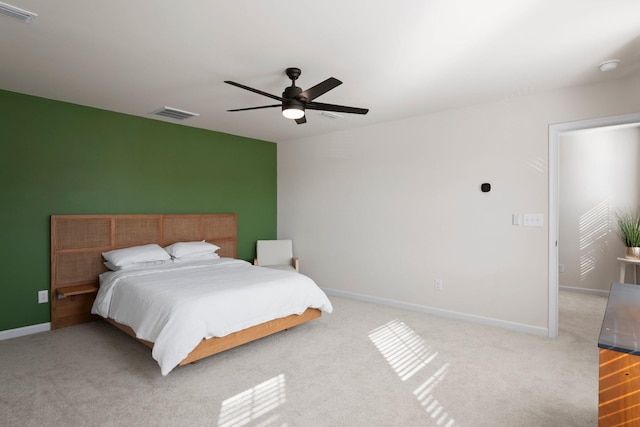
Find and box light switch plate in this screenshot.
[512,213,522,226]
[523,214,543,227]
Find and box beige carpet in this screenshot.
[0,290,607,427]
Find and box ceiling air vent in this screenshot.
[151,107,199,121]
[0,2,37,23]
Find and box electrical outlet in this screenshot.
[559,264,565,273]
[38,290,48,304]
[434,279,443,291]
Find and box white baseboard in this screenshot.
[322,287,549,337]
[559,285,609,297]
[0,323,51,340]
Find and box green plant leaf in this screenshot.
[616,210,640,247]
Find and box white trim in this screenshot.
[548,125,560,339]
[323,287,548,337]
[0,322,51,340]
[548,112,640,339]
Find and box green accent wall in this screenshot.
[0,89,277,331]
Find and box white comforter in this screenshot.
[91,258,333,375]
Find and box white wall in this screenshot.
[559,126,640,291]
[278,74,640,334]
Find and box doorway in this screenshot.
[548,112,640,338]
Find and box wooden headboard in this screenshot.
[50,214,237,329]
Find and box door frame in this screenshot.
[548,112,640,338]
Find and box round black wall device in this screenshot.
[481,183,491,192]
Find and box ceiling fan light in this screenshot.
[282,104,305,120]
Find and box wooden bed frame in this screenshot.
[50,214,321,366]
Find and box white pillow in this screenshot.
[164,241,220,258]
[172,252,220,262]
[104,259,172,271]
[102,244,171,268]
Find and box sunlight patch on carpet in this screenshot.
[369,319,458,426]
[218,373,287,427]
[414,363,457,426]
[368,319,437,381]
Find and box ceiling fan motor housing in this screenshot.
[282,98,305,118]
[282,85,305,118]
[283,85,303,100]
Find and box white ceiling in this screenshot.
[1,0,639,143]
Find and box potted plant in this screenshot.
[616,210,640,259]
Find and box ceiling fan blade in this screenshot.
[224,81,284,102]
[298,77,342,102]
[227,104,281,112]
[306,101,369,115]
[295,116,307,125]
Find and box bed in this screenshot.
[50,214,332,375]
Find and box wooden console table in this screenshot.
[598,282,640,426]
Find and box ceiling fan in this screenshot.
[224,67,369,124]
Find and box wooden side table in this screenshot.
[617,257,640,284]
[52,284,99,329]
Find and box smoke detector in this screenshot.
[599,59,620,72]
